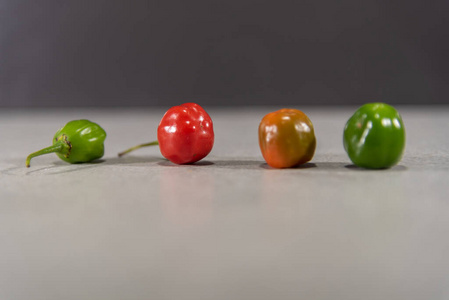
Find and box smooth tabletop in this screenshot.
[1,106,448,300]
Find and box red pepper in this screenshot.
[119,103,214,164]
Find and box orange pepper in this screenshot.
[259,109,316,168]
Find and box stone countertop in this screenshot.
[1,106,448,300]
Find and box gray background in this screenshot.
[1,0,448,107]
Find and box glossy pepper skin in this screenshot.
[118,103,214,164]
[343,103,405,169]
[259,109,316,168]
[157,103,214,164]
[26,119,106,167]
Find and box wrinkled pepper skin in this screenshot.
[157,103,214,164]
[53,120,106,163]
[343,103,405,169]
[26,119,106,167]
[259,109,316,168]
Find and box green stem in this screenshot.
[118,141,159,157]
[26,142,64,168]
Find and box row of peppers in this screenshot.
[25,102,406,169]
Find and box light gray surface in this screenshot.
[1,106,448,300]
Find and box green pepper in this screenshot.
[343,103,405,169]
[26,119,107,167]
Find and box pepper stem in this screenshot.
[26,142,64,168]
[118,141,159,157]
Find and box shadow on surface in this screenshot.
[258,161,408,171]
[315,162,349,169]
[158,160,269,169]
[1,155,164,176]
[29,164,100,175]
[1,158,408,176]
[42,155,164,175]
[345,164,408,171]
[52,159,104,166]
[158,160,214,167]
[93,155,162,166]
[259,162,317,170]
[208,160,264,169]
[1,163,100,176]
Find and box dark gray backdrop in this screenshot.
[1,0,448,107]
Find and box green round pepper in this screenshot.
[26,119,106,167]
[343,103,405,169]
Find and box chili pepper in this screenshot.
[118,103,214,164]
[26,119,107,167]
[259,108,316,168]
[343,103,405,169]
